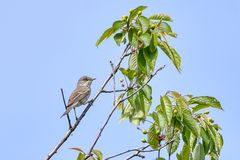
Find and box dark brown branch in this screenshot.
[45,44,131,160]
[85,65,166,159]
[60,88,72,129]
[101,89,127,93]
[105,145,149,160]
[125,145,149,160]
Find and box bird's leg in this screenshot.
[73,108,78,121]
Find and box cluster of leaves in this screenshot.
[143,91,223,160]
[97,6,181,125]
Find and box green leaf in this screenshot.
[158,41,181,72]
[159,22,177,38]
[190,133,197,151]
[139,33,151,47]
[193,143,205,160]
[149,14,173,22]
[115,94,124,109]
[96,27,114,46]
[77,152,85,160]
[148,124,159,149]
[160,96,173,125]
[143,47,158,72]
[128,27,138,48]
[128,51,138,70]
[182,127,191,144]
[183,112,201,137]
[142,85,152,100]
[92,150,103,160]
[157,109,167,130]
[157,158,165,160]
[112,20,126,31]
[177,143,191,160]
[167,134,180,154]
[119,68,137,80]
[113,33,124,46]
[138,16,150,33]
[189,96,223,112]
[128,6,147,24]
[137,49,147,74]
[120,102,132,122]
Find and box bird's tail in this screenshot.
[60,106,73,118]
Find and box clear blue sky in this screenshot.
[0,0,239,159]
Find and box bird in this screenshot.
[60,76,95,118]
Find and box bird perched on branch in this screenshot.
[60,76,95,118]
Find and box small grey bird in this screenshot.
[60,76,95,118]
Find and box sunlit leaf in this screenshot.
[92,150,103,160]
[112,20,126,31]
[138,15,150,33]
[128,27,138,48]
[143,47,158,72]
[114,33,124,46]
[96,27,115,46]
[158,41,181,72]
[148,124,159,149]
[189,96,223,112]
[128,6,148,24]
[128,51,138,70]
[183,112,201,137]
[160,96,173,125]
[119,68,137,80]
[159,22,177,38]
[77,152,85,160]
[149,14,173,22]
[193,143,205,160]
[139,33,151,47]
[115,94,124,109]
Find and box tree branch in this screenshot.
[45,44,131,160]
[110,61,116,105]
[124,139,175,160]
[101,89,127,93]
[85,65,166,159]
[60,88,72,129]
[105,145,149,160]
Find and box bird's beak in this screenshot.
[92,78,96,81]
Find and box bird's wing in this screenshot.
[67,86,90,107]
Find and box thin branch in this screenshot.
[125,145,149,160]
[45,44,131,160]
[125,139,175,160]
[101,89,127,93]
[105,145,149,160]
[85,65,166,159]
[110,61,116,105]
[60,88,72,129]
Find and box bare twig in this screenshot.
[60,88,72,129]
[125,145,149,160]
[125,139,175,160]
[85,65,166,159]
[110,61,116,105]
[45,44,131,160]
[105,145,149,160]
[101,89,127,93]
